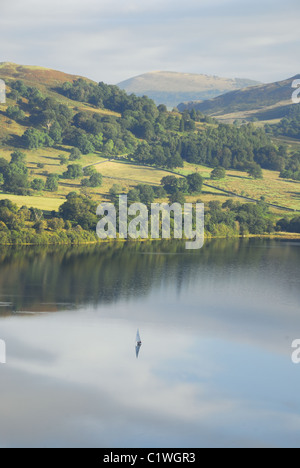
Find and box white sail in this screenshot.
[136,344,141,358]
[136,329,141,343]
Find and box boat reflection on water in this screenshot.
[136,329,142,359]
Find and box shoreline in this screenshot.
[0,231,299,247]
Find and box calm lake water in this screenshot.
[0,239,299,448]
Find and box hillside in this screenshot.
[0,63,299,244]
[117,71,259,108]
[178,75,300,122]
[0,62,93,89]
[0,63,191,209]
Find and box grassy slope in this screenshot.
[0,64,122,209]
[92,160,300,212]
[208,103,291,124]
[0,62,120,117]
[176,163,300,212]
[206,169,300,212]
[178,74,300,123]
[0,193,63,211]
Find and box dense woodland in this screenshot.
[279,153,300,181]
[266,104,300,140]
[262,104,300,180]
[5,78,293,173]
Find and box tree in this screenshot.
[63,164,84,180]
[109,183,122,199]
[190,109,197,121]
[69,148,82,161]
[136,184,155,204]
[127,188,141,203]
[0,206,19,230]
[177,178,189,193]
[187,173,203,193]
[59,194,98,230]
[88,173,103,187]
[48,121,62,143]
[22,128,54,149]
[180,118,185,132]
[31,178,45,191]
[34,220,48,233]
[47,218,65,230]
[0,158,9,174]
[6,105,25,121]
[104,139,114,154]
[169,190,186,204]
[29,207,43,222]
[66,191,79,200]
[81,179,90,188]
[81,173,103,188]
[45,174,59,192]
[0,199,18,213]
[11,150,27,166]
[209,200,222,212]
[59,155,68,166]
[169,152,184,169]
[247,163,263,179]
[210,167,226,180]
[154,186,167,199]
[90,133,103,151]
[157,104,168,113]
[277,216,300,233]
[161,176,179,194]
[76,134,95,154]
[83,166,97,177]
[184,119,196,131]
[2,152,29,194]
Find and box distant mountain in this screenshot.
[117,71,260,108]
[178,75,300,121]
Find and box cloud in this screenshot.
[0,315,235,447]
[1,305,300,447]
[0,1,299,91]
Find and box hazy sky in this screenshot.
[0,0,299,84]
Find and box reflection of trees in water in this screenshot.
[0,239,298,314]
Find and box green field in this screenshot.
[176,163,300,211]
[0,152,299,213]
[0,192,64,211]
[207,169,300,211]
[93,160,180,185]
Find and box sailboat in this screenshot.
[136,329,142,358]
